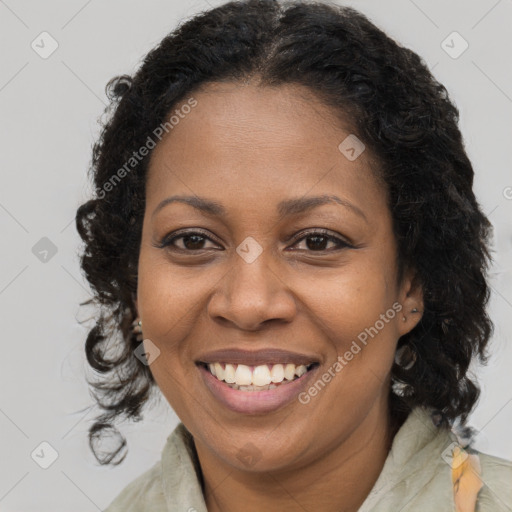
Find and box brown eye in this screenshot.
[289,230,351,252]
[305,234,331,251]
[178,234,208,250]
[159,230,221,252]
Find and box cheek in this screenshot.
[137,248,213,339]
[297,263,398,336]
[136,251,203,420]
[297,266,400,385]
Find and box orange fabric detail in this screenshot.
[451,445,483,512]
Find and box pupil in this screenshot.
[306,235,327,250]
[184,235,204,250]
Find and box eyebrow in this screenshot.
[152,195,224,219]
[152,194,367,223]
[277,195,367,223]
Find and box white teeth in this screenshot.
[295,365,307,377]
[252,365,272,386]
[205,362,314,387]
[270,364,284,383]
[234,364,252,386]
[284,363,296,381]
[224,363,236,383]
[214,362,224,381]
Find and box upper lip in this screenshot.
[195,348,320,367]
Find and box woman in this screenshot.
[75,0,512,510]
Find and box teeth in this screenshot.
[228,383,278,391]
[214,362,224,381]
[252,365,271,386]
[270,364,284,383]
[224,363,236,383]
[284,363,296,381]
[234,364,252,385]
[295,365,307,377]
[205,362,314,387]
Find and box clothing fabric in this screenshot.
[103,407,512,511]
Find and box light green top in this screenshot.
[104,407,512,511]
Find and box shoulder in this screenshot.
[361,407,512,512]
[103,460,166,512]
[476,451,512,511]
[102,422,206,512]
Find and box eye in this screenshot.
[157,228,352,254]
[158,229,221,252]
[288,229,352,252]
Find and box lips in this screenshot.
[195,348,321,414]
[197,362,319,414]
[195,348,321,367]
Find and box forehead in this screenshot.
[146,81,384,213]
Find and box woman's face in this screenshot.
[136,82,422,473]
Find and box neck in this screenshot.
[195,399,397,512]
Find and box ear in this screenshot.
[396,267,424,337]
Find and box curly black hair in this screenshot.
[75,0,494,465]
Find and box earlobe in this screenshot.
[398,269,424,335]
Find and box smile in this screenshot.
[197,360,320,414]
[199,362,317,391]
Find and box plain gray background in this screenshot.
[1,0,511,510]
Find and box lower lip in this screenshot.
[197,364,319,414]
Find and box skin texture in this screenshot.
[135,81,424,512]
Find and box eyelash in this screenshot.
[157,228,352,253]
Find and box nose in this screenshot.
[207,250,297,331]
